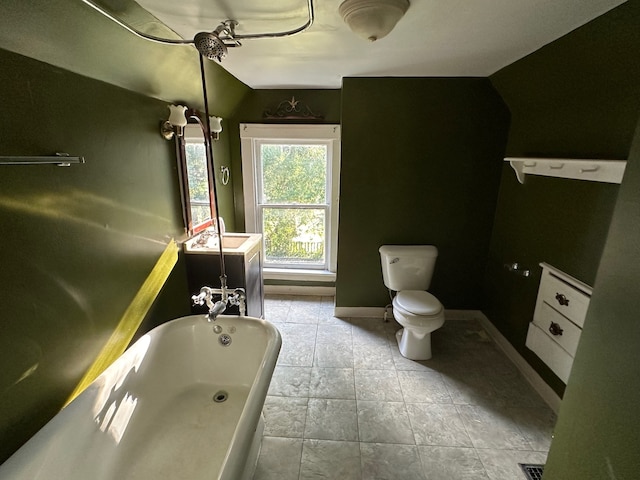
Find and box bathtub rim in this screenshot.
[132,313,282,480]
[0,314,282,480]
[207,314,282,480]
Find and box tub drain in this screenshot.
[213,390,229,403]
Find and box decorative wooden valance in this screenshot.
[263,96,323,120]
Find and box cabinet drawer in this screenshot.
[538,271,591,328]
[526,322,574,383]
[533,302,582,357]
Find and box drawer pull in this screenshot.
[555,293,570,306]
[549,322,564,336]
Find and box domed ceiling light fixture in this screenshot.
[339,0,409,42]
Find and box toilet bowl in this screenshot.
[379,245,445,361]
[392,290,445,360]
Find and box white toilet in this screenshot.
[379,245,445,360]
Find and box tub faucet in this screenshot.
[209,299,227,319]
[191,283,247,321]
[192,286,217,319]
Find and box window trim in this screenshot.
[240,123,341,274]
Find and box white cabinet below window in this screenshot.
[526,263,593,383]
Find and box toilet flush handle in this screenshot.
[390,258,399,264]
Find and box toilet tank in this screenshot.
[379,245,438,291]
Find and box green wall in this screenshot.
[209,129,238,232]
[544,118,640,479]
[0,0,250,237]
[0,1,270,461]
[0,48,195,461]
[486,0,640,396]
[336,77,510,309]
[0,0,248,117]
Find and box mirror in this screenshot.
[176,119,217,235]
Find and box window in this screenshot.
[241,124,340,278]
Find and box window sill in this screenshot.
[263,268,336,283]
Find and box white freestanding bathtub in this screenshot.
[0,314,281,480]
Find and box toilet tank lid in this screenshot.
[395,290,442,316]
[379,245,438,258]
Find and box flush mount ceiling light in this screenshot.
[339,0,409,42]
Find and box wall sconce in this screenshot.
[161,104,188,140]
[339,0,409,42]
[209,116,223,141]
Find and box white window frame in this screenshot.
[240,124,341,280]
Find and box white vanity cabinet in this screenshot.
[526,263,593,383]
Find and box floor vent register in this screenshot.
[520,463,545,480]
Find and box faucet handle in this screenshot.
[227,288,246,304]
[228,288,247,316]
[192,286,216,313]
[191,292,205,305]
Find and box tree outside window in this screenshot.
[260,144,327,265]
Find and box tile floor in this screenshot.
[254,295,556,480]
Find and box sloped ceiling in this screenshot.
[0,0,249,115]
[0,0,627,94]
[135,0,626,88]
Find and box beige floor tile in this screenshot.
[304,398,358,441]
[406,403,472,447]
[261,295,556,479]
[397,370,452,403]
[309,367,356,399]
[268,366,312,397]
[254,437,302,480]
[299,439,361,480]
[263,396,308,438]
[354,369,403,401]
[361,443,426,480]
[418,446,489,479]
[313,342,354,367]
[357,400,414,445]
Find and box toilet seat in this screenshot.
[392,291,445,360]
[394,290,442,317]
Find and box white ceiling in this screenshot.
[135,0,625,89]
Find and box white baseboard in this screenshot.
[334,306,386,318]
[333,307,483,321]
[264,285,336,296]
[477,312,561,413]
